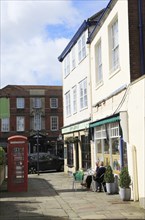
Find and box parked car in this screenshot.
[28,152,64,174]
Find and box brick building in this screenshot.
[0,85,63,156]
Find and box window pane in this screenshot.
[65,91,71,116]
[17,116,24,131]
[51,116,58,131]
[81,135,91,169]
[96,41,103,83]
[111,19,119,71]
[79,78,87,110]
[72,86,77,114]
[1,118,9,132]
[50,98,58,108]
[34,113,41,130]
[78,33,86,62]
[71,47,76,69]
[33,98,41,108]
[67,143,73,166]
[17,98,24,109]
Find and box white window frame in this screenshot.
[110,123,120,138]
[79,78,87,110]
[95,125,106,140]
[33,98,41,109]
[50,98,58,109]
[109,18,119,73]
[1,118,9,132]
[95,40,103,85]
[16,98,25,109]
[17,116,25,131]
[78,33,86,62]
[65,91,71,117]
[50,116,58,131]
[72,85,77,114]
[64,54,70,77]
[71,47,76,70]
[34,112,41,130]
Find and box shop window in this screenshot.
[81,135,91,169]
[97,140,102,153]
[123,141,128,167]
[67,143,73,167]
[112,138,119,154]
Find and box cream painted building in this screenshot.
[58,10,105,174]
[89,0,145,209]
[58,0,145,209]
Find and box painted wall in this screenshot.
[90,0,130,122]
[62,30,92,127]
[127,76,145,208]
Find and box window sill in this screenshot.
[109,65,121,79]
[95,81,104,90]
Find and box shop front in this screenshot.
[90,114,128,174]
[62,120,91,173]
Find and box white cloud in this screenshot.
[1,0,109,88]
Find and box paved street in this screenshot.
[0,172,145,220]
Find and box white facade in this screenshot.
[89,0,145,209]
[62,31,92,127]
[59,0,145,208]
[91,0,130,118]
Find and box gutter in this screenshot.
[138,0,145,75]
[58,21,88,62]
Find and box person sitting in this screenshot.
[81,161,99,190]
[94,161,106,192]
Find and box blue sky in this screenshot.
[0,0,110,88]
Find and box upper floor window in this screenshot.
[79,78,87,110]
[17,98,25,109]
[78,33,86,62]
[34,112,41,130]
[33,98,41,109]
[110,122,119,137]
[72,86,77,114]
[50,116,58,131]
[95,40,103,85]
[71,47,76,70]
[50,98,58,108]
[65,91,71,117]
[17,116,25,131]
[64,54,70,77]
[1,118,9,132]
[109,18,119,73]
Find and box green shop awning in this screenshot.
[0,98,10,119]
[90,115,120,128]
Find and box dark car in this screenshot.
[28,152,64,174]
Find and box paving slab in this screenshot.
[0,172,145,220]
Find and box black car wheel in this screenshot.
[29,167,37,174]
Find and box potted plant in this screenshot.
[119,167,131,201]
[104,165,115,194]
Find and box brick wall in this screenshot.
[128,0,145,81]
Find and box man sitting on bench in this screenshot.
[94,161,106,192]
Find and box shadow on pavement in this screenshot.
[0,177,58,198]
[0,178,70,219]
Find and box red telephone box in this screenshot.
[7,135,28,192]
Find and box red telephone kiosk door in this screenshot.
[7,135,28,192]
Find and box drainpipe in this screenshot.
[138,0,145,75]
[131,145,139,201]
[120,137,124,169]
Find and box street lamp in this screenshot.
[36,130,40,175]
